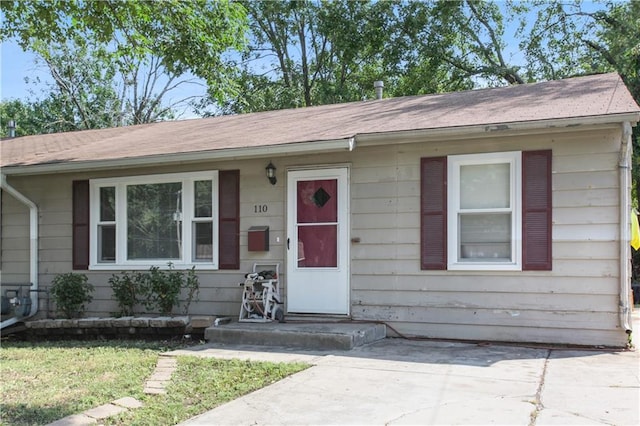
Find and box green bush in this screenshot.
[108,271,139,317]
[146,266,182,315]
[50,273,94,318]
[182,266,200,315]
[109,265,200,316]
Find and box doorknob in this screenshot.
[287,238,290,250]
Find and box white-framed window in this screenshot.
[89,171,219,269]
[447,151,522,271]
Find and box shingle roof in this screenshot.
[2,72,639,171]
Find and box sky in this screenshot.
[0,40,208,119]
[1,40,52,101]
[0,1,608,121]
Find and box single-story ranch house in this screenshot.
[2,72,639,346]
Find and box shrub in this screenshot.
[108,272,138,317]
[50,273,94,318]
[146,266,183,315]
[182,266,200,315]
[109,265,200,316]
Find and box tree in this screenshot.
[2,41,192,135]
[0,99,40,137]
[222,0,329,113]
[520,0,639,193]
[1,0,248,103]
[1,96,80,137]
[116,53,202,125]
[215,0,522,114]
[519,0,640,278]
[34,39,202,129]
[34,40,123,130]
[218,0,409,114]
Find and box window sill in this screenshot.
[89,263,218,271]
[447,262,521,272]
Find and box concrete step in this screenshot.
[204,320,386,351]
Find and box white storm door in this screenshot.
[287,168,349,314]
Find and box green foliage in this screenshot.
[1,96,85,137]
[0,340,308,426]
[109,265,200,316]
[145,266,183,315]
[50,273,94,319]
[0,99,41,137]
[216,0,509,114]
[219,0,409,114]
[182,267,201,315]
[0,0,248,102]
[519,0,640,198]
[108,272,139,317]
[0,340,170,425]
[108,357,309,425]
[35,39,124,131]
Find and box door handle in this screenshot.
[287,238,290,250]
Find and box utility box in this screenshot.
[248,226,269,251]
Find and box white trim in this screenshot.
[4,115,637,177]
[447,151,522,271]
[619,121,633,333]
[354,115,639,147]
[2,139,354,176]
[0,174,39,326]
[286,167,350,314]
[89,170,219,270]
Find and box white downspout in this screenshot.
[1,173,39,328]
[619,122,633,336]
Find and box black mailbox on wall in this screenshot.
[248,226,269,251]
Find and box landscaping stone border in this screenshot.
[23,316,214,339]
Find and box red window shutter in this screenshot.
[72,180,90,270]
[522,150,552,270]
[218,170,240,269]
[421,157,447,270]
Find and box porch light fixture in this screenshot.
[266,162,277,185]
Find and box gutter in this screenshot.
[3,113,639,177]
[619,122,633,336]
[0,173,39,329]
[1,138,354,176]
[354,114,640,147]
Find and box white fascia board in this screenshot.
[3,113,639,176]
[353,113,640,146]
[1,138,352,176]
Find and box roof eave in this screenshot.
[354,113,640,146]
[2,112,638,177]
[1,137,354,176]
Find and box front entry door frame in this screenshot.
[286,166,350,315]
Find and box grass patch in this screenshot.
[106,357,308,425]
[0,340,308,426]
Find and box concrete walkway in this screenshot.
[171,318,640,425]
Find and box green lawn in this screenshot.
[0,340,308,426]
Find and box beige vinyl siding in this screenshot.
[348,127,625,346]
[1,190,30,284]
[0,125,628,346]
[2,160,291,318]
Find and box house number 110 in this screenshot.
[254,204,268,213]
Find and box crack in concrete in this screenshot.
[528,349,551,426]
[564,411,617,426]
[385,405,431,425]
[385,394,530,426]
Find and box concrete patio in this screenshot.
[171,312,640,425]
